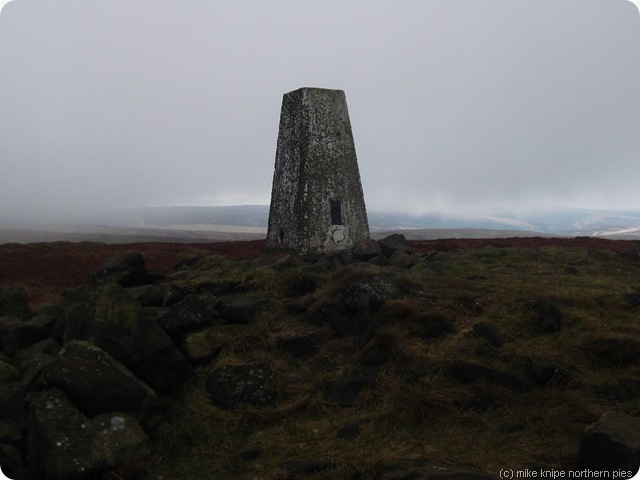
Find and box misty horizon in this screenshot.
[2,1,640,222]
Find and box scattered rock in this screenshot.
[162,283,189,307]
[45,340,157,417]
[0,287,30,319]
[13,338,61,363]
[179,327,226,364]
[580,410,640,471]
[19,352,55,392]
[0,383,26,443]
[156,295,220,334]
[352,240,383,261]
[67,283,193,392]
[343,274,401,312]
[378,234,410,258]
[218,295,265,324]
[126,284,165,307]
[368,255,390,266]
[1,314,56,356]
[0,360,20,386]
[91,251,148,287]
[206,363,277,410]
[388,249,416,268]
[27,388,150,480]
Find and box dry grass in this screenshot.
[105,243,640,479]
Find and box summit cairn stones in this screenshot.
[267,88,370,253]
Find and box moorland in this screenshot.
[1,235,640,479]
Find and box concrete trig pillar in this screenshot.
[266,87,370,253]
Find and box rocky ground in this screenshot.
[2,236,637,310]
[1,235,640,479]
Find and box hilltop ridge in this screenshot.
[1,236,640,478]
[5,205,640,244]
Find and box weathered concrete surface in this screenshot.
[267,87,369,253]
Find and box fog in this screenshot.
[2,0,640,223]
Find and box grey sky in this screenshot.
[2,0,640,222]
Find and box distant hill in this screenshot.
[4,205,640,243]
[133,205,640,238]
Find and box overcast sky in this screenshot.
[2,0,640,222]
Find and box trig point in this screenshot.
[266,87,370,253]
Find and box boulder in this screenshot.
[0,360,20,386]
[0,383,26,443]
[378,234,409,257]
[126,284,165,307]
[580,410,640,471]
[368,255,390,266]
[66,283,193,392]
[46,340,157,417]
[13,338,61,363]
[27,388,150,480]
[206,363,277,410]
[343,274,401,312]
[19,352,55,392]
[179,326,226,364]
[0,287,30,319]
[91,251,148,287]
[352,239,383,261]
[218,295,265,324]
[1,314,56,356]
[157,295,220,334]
[388,249,416,268]
[91,412,151,469]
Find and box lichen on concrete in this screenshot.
[267,87,369,253]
